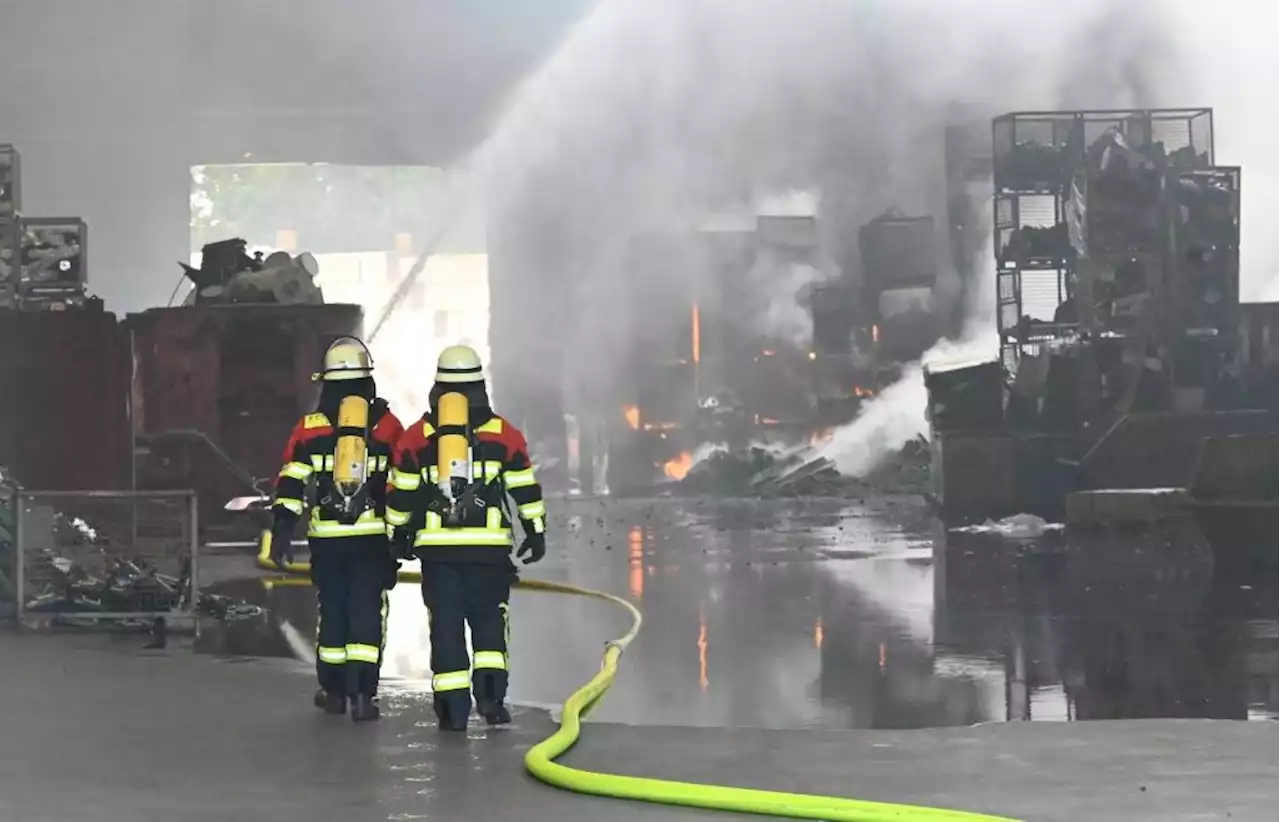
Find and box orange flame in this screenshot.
[809,427,834,446]
[691,302,701,364]
[854,385,876,398]
[697,615,709,692]
[663,451,694,480]
[623,405,640,430]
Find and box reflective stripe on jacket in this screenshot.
[386,413,545,561]
[272,404,405,540]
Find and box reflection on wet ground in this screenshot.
[199,496,1278,730]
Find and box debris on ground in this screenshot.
[17,511,263,627]
[675,435,932,498]
[949,513,1064,539]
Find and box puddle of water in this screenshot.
[198,497,1278,730]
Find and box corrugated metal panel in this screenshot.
[0,307,130,489]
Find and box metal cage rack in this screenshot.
[0,144,91,310]
[991,108,1217,371]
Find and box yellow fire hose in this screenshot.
[256,541,1019,822]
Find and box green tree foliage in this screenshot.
[190,164,452,254]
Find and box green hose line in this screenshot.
[255,539,1020,822]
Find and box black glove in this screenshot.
[516,532,546,565]
[268,519,295,570]
[390,529,416,561]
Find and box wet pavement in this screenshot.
[3,496,1276,822]
[200,496,1278,729]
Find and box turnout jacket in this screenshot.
[385,411,546,564]
[272,400,405,541]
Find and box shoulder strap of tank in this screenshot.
[370,398,389,427]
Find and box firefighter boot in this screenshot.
[476,699,512,726]
[350,693,380,722]
[434,693,471,731]
[474,672,511,726]
[314,688,346,715]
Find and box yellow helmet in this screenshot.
[313,336,374,381]
[435,344,484,384]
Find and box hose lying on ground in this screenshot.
[256,541,1020,822]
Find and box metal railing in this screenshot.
[14,489,199,627]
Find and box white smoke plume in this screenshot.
[450,0,1273,461]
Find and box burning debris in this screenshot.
[671,435,931,498]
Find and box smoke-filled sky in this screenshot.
[472,0,1278,418]
[477,0,1277,291]
[1,0,1275,312]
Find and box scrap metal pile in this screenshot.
[0,467,261,626]
[674,435,931,498]
[21,512,262,625]
[181,237,324,306]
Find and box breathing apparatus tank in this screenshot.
[333,394,371,514]
[314,336,377,522]
[435,391,472,525]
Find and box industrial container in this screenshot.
[0,305,131,490]
[124,303,363,522]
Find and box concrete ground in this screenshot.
[7,497,1276,821]
[1,629,1274,822]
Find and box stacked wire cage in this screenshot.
[992,112,1081,372]
[0,144,90,310]
[0,145,20,308]
[991,109,1218,376]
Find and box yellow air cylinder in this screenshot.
[333,395,370,495]
[436,391,471,496]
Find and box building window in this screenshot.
[433,310,449,339]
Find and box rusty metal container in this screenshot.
[0,305,131,490]
[124,304,362,523]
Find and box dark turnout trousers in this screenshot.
[420,560,514,722]
[309,537,392,697]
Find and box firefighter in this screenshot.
[268,336,405,722]
[386,344,547,731]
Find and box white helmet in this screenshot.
[313,336,375,382]
[435,344,484,384]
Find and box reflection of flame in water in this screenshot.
[813,617,824,650]
[697,614,709,692]
[663,451,694,480]
[623,405,640,430]
[628,526,644,601]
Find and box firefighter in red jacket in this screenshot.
[386,344,547,731]
[268,336,405,722]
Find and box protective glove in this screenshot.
[268,519,295,570]
[516,532,546,565]
[390,529,416,561]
